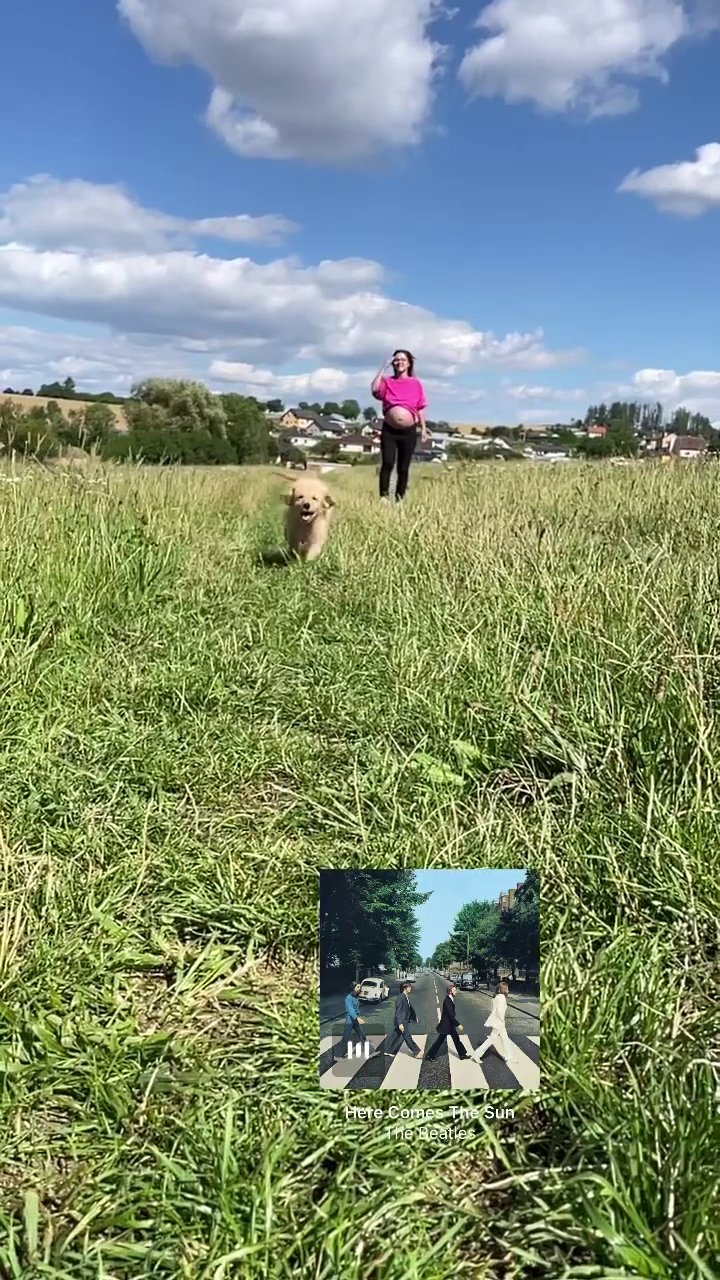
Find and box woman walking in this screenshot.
[333,982,368,1060]
[371,349,429,502]
[471,981,517,1065]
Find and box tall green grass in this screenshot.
[0,459,717,1277]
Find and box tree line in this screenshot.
[0,378,273,466]
[320,870,428,979]
[3,376,126,405]
[429,870,539,980]
[0,376,715,465]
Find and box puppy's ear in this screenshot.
[323,494,336,508]
[282,493,293,505]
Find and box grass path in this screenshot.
[0,461,718,1277]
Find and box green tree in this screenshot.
[340,399,361,420]
[265,399,284,414]
[37,377,78,400]
[362,406,378,422]
[322,401,341,416]
[506,870,540,973]
[312,437,340,462]
[276,439,306,468]
[320,871,431,978]
[66,401,118,448]
[221,393,270,464]
[128,379,227,438]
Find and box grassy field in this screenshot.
[0,459,717,1278]
[0,394,127,428]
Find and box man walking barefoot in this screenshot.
[471,981,517,1064]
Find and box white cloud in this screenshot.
[0,323,213,392]
[506,384,585,400]
[606,367,720,424]
[460,0,694,116]
[618,142,720,214]
[0,174,583,418]
[209,361,356,397]
[118,0,444,163]
[514,407,575,423]
[0,177,580,378]
[0,175,298,252]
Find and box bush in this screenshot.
[99,427,237,466]
[0,400,59,458]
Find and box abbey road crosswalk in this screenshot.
[319,1031,540,1090]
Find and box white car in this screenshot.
[406,972,416,982]
[359,978,389,1002]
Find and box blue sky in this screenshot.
[1,0,720,422]
[414,869,525,960]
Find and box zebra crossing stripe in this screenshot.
[317,1033,541,1090]
[318,1035,386,1088]
[448,1035,489,1089]
[379,1035,428,1090]
[502,1042,540,1091]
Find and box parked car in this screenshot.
[459,972,476,989]
[406,972,416,982]
[359,977,389,1002]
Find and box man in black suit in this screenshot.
[384,981,420,1057]
[425,984,469,1060]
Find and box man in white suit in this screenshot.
[472,980,517,1064]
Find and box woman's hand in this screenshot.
[358,1017,365,1024]
[458,1024,464,1032]
[371,357,391,396]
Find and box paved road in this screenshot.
[318,971,540,1091]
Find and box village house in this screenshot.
[280,432,317,452]
[340,432,380,456]
[279,406,319,430]
[525,441,572,462]
[661,433,708,459]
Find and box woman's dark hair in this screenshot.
[392,349,415,376]
[349,982,361,993]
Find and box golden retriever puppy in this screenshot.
[283,473,335,562]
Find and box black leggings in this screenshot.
[379,423,418,500]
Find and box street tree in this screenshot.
[320,870,431,978]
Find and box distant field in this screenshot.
[0,461,717,1276]
[0,391,127,427]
